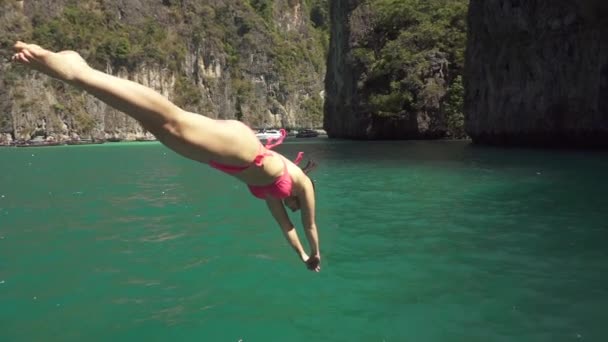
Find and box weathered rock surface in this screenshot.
[323,0,451,140]
[465,0,608,147]
[0,0,326,144]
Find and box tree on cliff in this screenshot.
[352,0,467,137]
[0,0,330,143]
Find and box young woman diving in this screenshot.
[11,41,321,272]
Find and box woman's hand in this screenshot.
[304,254,321,272]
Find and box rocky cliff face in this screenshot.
[465,0,608,147]
[323,0,361,138]
[0,0,327,144]
[323,0,459,140]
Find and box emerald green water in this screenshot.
[1,140,607,341]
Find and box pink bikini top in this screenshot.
[209,129,304,199]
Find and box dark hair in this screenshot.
[301,159,317,190]
[301,160,317,175]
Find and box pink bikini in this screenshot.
[209,129,304,199]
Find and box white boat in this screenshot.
[255,129,284,142]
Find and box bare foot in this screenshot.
[11,41,89,82]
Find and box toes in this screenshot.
[15,52,29,63]
[14,41,26,51]
[22,49,35,60]
[22,49,34,60]
[13,41,38,54]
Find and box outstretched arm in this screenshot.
[265,198,311,266]
[297,178,321,272]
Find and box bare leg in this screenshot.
[11,42,259,164]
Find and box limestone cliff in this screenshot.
[0,0,327,144]
[323,0,466,140]
[465,0,608,147]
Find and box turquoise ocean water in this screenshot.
[1,139,607,341]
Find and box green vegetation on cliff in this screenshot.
[2,0,472,139]
[32,5,186,71]
[354,0,467,137]
[0,0,329,137]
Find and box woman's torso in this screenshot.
[208,120,304,189]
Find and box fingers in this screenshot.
[307,266,319,272]
[306,257,321,272]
